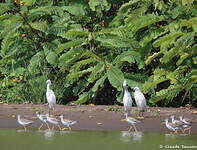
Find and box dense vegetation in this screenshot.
[0,0,196,107]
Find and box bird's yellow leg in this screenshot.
[133,125,138,132]
[128,126,133,132]
[181,128,185,134]
[174,130,178,134]
[184,127,191,134]
[62,127,69,131]
[46,123,50,130]
[38,123,43,130]
[52,125,54,130]
[24,126,27,131]
[188,128,191,135]
[57,125,61,131]
[68,126,71,131]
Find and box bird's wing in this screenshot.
[128,117,140,123]
[21,118,33,124]
[47,90,56,104]
[49,117,59,122]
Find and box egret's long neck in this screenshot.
[124,87,128,94]
[47,84,51,91]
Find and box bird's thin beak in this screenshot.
[161,121,165,124]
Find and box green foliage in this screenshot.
[0,0,196,106]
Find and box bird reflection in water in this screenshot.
[120,131,143,142]
[44,129,55,140]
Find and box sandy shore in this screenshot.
[0,103,196,133]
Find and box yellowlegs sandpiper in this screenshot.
[123,80,132,118]
[179,116,192,134]
[46,80,56,115]
[17,115,33,131]
[133,87,146,119]
[36,112,50,130]
[59,115,77,131]
[46,114,61,130]
[164,118,180,134]
[122,116,140,132]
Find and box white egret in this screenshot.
[46,80,56,115]
[121,116,140,132]
[133,87,146,118]
[46,114,61,131]
[59,115,77,131]
[17,115,33,131]
[123,80,132,118]
[36,112,50,130]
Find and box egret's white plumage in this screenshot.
[46,114,61,130]
[17,115,33,131]
[123,80,132,118]
[46,80,56,114]
[36,112,50,130]
[133,87,146,117]
[59,115,77,131]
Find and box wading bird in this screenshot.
[123,80,132,118]
[46,114,61,131]
[133,87,146,118]
[17,115,33,131]
[121,116,140,132]
[164,118,180,134]
[179,116,192,134]
[46,80,56,115]
[59,115,77,131]
[36,112,50,130]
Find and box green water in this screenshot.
[0,129,197,150]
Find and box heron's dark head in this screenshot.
[123,80,128,88]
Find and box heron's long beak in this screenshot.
[161,121,165,124]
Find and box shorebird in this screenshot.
[164,118,180,134]
[36,112,50,130]
[59,115,77,131]
[46,114,61,130]
[46,80,56,115]
[133,87,146,118]
[122,116,140,132]
[179,116,192,134]
[123,80,132,118]
[17,115,33,131]
[171,115,186,133]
